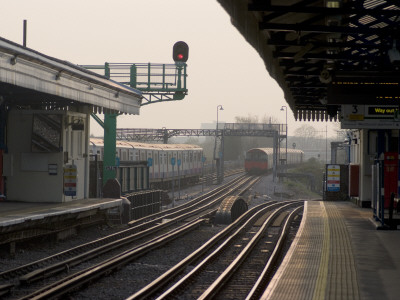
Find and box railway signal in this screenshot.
[173,41,189,63]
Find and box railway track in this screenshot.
[0,174,260,299]
[199,168,244,185]
[128,201,304,299]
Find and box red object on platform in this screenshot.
[0,149,4,197]
[349,164,360,197]
[384,152,398,208]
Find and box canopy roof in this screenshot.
[0,37,142,114]
[218,0,400,121]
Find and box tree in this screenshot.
[234,114,279,124]
[294,124,318,139]
[224,114,280,160]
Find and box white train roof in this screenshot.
[247,148,304,155]
[90,138,202,151]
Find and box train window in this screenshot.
[140,152,145,161]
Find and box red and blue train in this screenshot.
[244,148,304,173]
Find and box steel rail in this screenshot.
[19,218,206,300]
[127,202,276,300]
[131,200,289,300]
[128,174,248,227]
[19,209,214,284]
[0,175,248,284]
[198,201,304,300]
[16,176,261,299]
[245,205,304,300]
[19,176,254,284]
[129,175,254,229]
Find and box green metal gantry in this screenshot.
[83,62,188,185]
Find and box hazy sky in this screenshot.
[0,0,339,137]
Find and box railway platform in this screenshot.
[0,198,122,252]
[263,200,400,300]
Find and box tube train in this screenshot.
[244,148,304,173]
[90,138,203,189]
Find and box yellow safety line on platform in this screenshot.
[325,202,360,300]
[312,201,329,300]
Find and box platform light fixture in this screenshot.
[214,105,224,183]
[213,104,224,161]
[325,0,341,8]
[217,105,224,132]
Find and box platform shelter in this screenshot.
[0,37,142,203]
[218,1,400,228]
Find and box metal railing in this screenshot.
[81,62,188,105]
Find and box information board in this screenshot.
[328,77,400,105]
[341,104,400,129]
[64,164,77,196]
[327,165,340,192]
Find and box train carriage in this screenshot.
[89,138,203,190]
[244,148,274,173]
[245,147,304,173]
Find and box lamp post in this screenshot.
[280,105,288,171]
[217,105,223,131]
[214,105,223,181]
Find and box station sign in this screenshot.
[341,104,400,129]
[326,165,340,192]
[64,164,77,196]
[328,77,400,105]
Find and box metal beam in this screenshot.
[273,50,377,61]
[250,3,400,18]
[116,124,284,142]
[267,38,389,50]
[252,0,323,23]
[259,22,396,35]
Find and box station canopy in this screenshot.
[0,37,142,115]
[218,0,400,121]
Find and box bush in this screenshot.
[287,158,325,195]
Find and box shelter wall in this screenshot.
[3,109,89,202]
